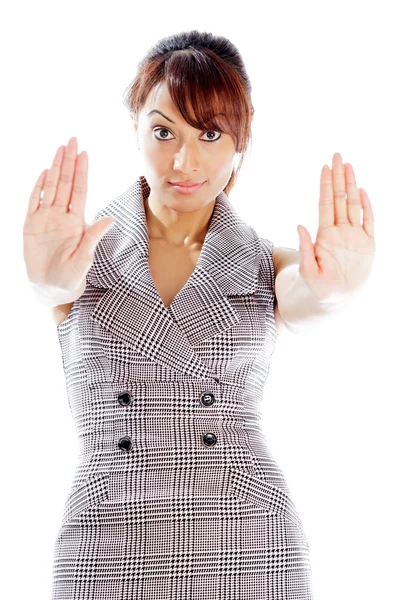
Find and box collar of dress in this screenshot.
[85,174,269,381]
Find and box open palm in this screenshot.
[297,152,375,304]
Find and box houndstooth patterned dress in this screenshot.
[51,174,314,599]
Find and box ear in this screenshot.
[130,113,138,134]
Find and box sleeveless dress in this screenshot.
[51,174,315,599]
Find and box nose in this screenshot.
[173,141,201,172]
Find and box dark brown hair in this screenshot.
[122,30,254,196]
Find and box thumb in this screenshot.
[75,217,116,264]
[297,224,319,280]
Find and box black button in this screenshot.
[202,432,217,447]
[118,436,132,451]
[118,391,132,406]
[200,391,215,406]
[214,377,220,383]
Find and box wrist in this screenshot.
[30,279,86,308]
[277,266,354,331]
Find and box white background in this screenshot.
[2,0,392,598]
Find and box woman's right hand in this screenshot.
[23,137,116,298]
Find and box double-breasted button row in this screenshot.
[118,392,133,451]
[118,387,218,408]
[200,389,217,446]
[116,387,219,451]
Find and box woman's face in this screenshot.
[131,81,237,215]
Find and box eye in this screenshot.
[202,130,221,142]
[153,127,174,141]
[152,127,221,142]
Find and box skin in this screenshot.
[53,87,375,331]
[295,153,375,303]
[130,81,239,251]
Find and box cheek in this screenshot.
[213,149,236,171]
[211,161,235,184]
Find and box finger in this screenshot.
[344,163,362,227]
[39,145,65,208]
[54,136,79,210]
[360,187,374,238]
[68,151,88,220]
[319,164,335,228]
[27,168,48,215]
[332,152,348,225]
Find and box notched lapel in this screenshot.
[86,175,265,380]
[89,255,218,380]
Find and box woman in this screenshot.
[24,29,374,600]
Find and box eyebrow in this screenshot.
[147,109,226,125]
[147,110,176,124]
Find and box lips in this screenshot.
[169,181,205,194]
[170,181,205,187]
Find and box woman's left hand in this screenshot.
[297,152,376,304]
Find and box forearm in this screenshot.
[276,264,354,333]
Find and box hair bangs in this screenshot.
[163,50,240,145]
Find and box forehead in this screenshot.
[143,81,209,126]
[142,81,227,129]
[143,82,186,115]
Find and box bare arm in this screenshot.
[275,263,354,334]
[53,302,74,325]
